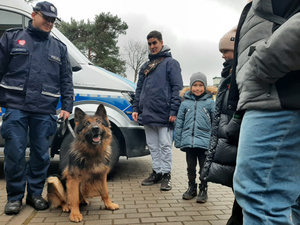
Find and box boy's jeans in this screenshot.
[233,109,300,225]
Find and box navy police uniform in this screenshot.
[0,18,73,201]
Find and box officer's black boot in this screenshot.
[182,182,197,200]
[196,184,208,203]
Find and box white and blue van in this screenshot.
[0,0,149,170]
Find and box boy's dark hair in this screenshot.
[147,30,163,41]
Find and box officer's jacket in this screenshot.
[0,21,73,114]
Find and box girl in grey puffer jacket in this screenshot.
[175,72,215,203]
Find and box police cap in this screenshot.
[33,1,57,18]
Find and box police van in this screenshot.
[0,0,148,170]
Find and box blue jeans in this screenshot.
[144,125,173,174]
[233,110,300,225]
[1,109,57,201]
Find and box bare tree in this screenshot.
[124,40,148,83]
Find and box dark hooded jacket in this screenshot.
[201,59,239,188]
[132,46,183,128]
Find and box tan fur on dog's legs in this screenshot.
[66,176,82,222]
[100,171,119,210]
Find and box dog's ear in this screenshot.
[74,107,86,126]
[95,104,110,127]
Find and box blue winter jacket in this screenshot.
[132,46,183,128]
[0,20,74,114]
[174,89,215,150]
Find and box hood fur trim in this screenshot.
[180,85,218,98]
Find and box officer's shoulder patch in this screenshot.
[51,35,67,47]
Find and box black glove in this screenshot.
[225,114,242,144]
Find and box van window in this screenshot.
[0,9,29,38]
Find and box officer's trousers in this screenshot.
[1,109,57,201]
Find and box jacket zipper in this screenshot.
[192,101,197,147]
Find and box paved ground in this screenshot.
[0,147,234,225]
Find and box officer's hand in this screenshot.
[132,112,138,122]
[60,110,70,120]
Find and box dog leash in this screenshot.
[57,117,76,138]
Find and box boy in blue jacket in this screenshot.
[175,72,215,203]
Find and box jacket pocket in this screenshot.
[9,47,29,71]
[47,53,61,78]
[1,109,12,139]
[0,77,25,91]
[48,54,61,65]
[48,114,58,137]
[10,47,29,55]
[41,84,61,98]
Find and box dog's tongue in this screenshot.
[93,136,101,143]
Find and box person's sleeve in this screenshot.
[168,60,183,116]
[132,66,145,113]
[250,12,300,84]
[174,103,185,148]
[0,32,10,80]
[60,47,74,113]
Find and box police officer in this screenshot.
[0,1,74,214]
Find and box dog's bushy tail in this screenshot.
[47,176,67,208]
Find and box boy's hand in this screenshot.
[169,116,177,122]
[132,112,138,122]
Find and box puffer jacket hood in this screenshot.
[180,86,217,101]
[149,45,171,60]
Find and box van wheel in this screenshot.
[109,133,120,173]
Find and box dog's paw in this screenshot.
[70,213,83,223]
[80,198,90,206]
[62,204,70,212]
[106,203,119,210]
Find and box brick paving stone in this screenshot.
[0,146,234,224]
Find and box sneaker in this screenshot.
[160,173,172,191]
[196,184,208,203]
[182,182,197,200]
[141,170,162,186]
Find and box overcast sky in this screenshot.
[35,0,249,85]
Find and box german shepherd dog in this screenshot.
[47,104,119,222]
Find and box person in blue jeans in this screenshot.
[230,0,300,224]
[174,72,215,203]
[0,1,73,215]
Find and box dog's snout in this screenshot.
[92,126,100,133]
